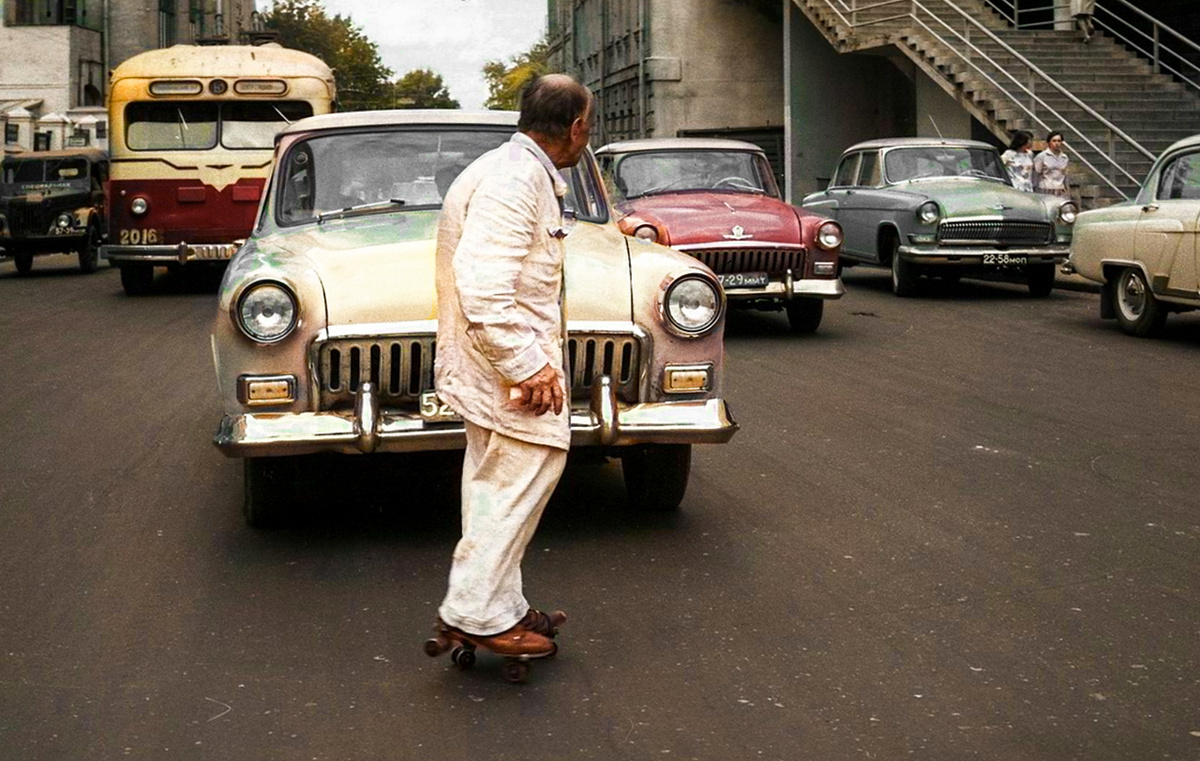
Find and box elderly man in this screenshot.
[430,74,593,659]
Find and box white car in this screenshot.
[1069,134,1200,337]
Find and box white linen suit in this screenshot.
[434,133,570,635]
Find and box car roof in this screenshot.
[281,109,519,137]
[596,137,764,155]
[1,148,108,163]
[1162,133,1200,154]
[842,137,998,152]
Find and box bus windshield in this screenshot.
[126,100,314,151]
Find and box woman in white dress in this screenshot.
[1000,130,1034,192]
[1072,0,1097,43]
[1033,131,1071,198]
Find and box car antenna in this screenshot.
[928,115,945,140]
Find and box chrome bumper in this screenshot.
[897,244,1070,263]
[102,242,240,264]
[213,377,738,458]
[723,273,845,302]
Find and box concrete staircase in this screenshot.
[791,0,1200,207]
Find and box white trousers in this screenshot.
[438,420,567,635]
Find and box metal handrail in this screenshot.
[802,0,1159,196]
[985,0,1200,95]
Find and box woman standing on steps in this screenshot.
[1072,0,1097,43]
[1001,130,1035,192]
[1033,131,1071,198]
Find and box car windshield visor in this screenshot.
[884,147,1006,183]
[613,150,775,199]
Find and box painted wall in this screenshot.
[914,66,971,140]
[0,25,75,113]
[784,3,916,200]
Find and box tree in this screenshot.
[482,38,554,111]
[263,0,393,111]
[391,69,459,109]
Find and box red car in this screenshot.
[596,138,845,333]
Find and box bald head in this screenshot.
[518,74,594,141]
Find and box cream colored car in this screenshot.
[1070,134,1200,337]
[211,111,738,526]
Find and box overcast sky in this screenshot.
[309,0,549,109]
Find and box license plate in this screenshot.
[982,253,1027,266]
[419,391,461,424]
[718,272,769,289]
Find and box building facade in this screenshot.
[1,0,257,155]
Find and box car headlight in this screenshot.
[237,282,298,343]
[1058,201,1078,225]
[917,201,940,225]
[633,225,659,243]
[662,275,722,336]
[815,220,843,251]
[131,197,149,216]
[55,213,73,229]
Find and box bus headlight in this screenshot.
[662,275,722,337]
[237,282,298,343]
[130,197,149,216]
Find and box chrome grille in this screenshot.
[936,221,1053,245]
[676,247,805,274]
[316,332,641,407]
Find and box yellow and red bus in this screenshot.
[102,44,335,295]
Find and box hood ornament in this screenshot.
[723,225,753,240]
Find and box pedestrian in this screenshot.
[430,74,593,660]
[1071,0,1096,43]
[1000,130,1035,192]
[1033,131,1071,198]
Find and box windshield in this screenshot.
[884,147,1007,183]
[2,156,89,186]
[276,128,607,226]
[125,100,314,151]
[609,150,779,200]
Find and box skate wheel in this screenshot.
[451,646,476,669]
[502,660,529,684]
[423,636,450,658]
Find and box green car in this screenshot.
[802,138,1076,297]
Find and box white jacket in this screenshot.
[434,133,571,450]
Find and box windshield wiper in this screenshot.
[317,198,407,224]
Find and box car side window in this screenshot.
[833,154,860,188]
[1157,152,1200,201]
[858,151,881,187]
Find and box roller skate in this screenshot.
[423,609,565,684]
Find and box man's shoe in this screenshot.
[467,622,557,657]
[519,607,567,638]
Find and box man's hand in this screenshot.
[513,363,564,416]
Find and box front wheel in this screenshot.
[14,254,33,275]
[621,444,691,512]
[77,225,100,274]
[1112,267,1167,337]
[785,298,824,334]
[119,264,154,296]
[889,239,918,297]
[1026,263,1055,297]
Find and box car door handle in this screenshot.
[1142,204,1159,212]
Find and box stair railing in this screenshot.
[985,0,1200,96]
[801,0,1157,198]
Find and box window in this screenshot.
[34,132,52,151]
[859,151,881,187]
[610,150,776,199]
[4,0,95,28]
[125,101,313,151]
[883,147,1006,183]
[5,124,18,145]
[159,0,177,47]
[1157,152,1200,201]
[833,154,860,188]
[95,120,107,139]
[220,101,313,149]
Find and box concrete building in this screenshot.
[1,0,257,155]
[547,0,788,183]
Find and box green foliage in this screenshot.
[391,69,460,109]
[483,38,554,111]
[263,0,393,111]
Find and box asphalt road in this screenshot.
[1,254,1198,761]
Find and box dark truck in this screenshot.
[0,149,108,274]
